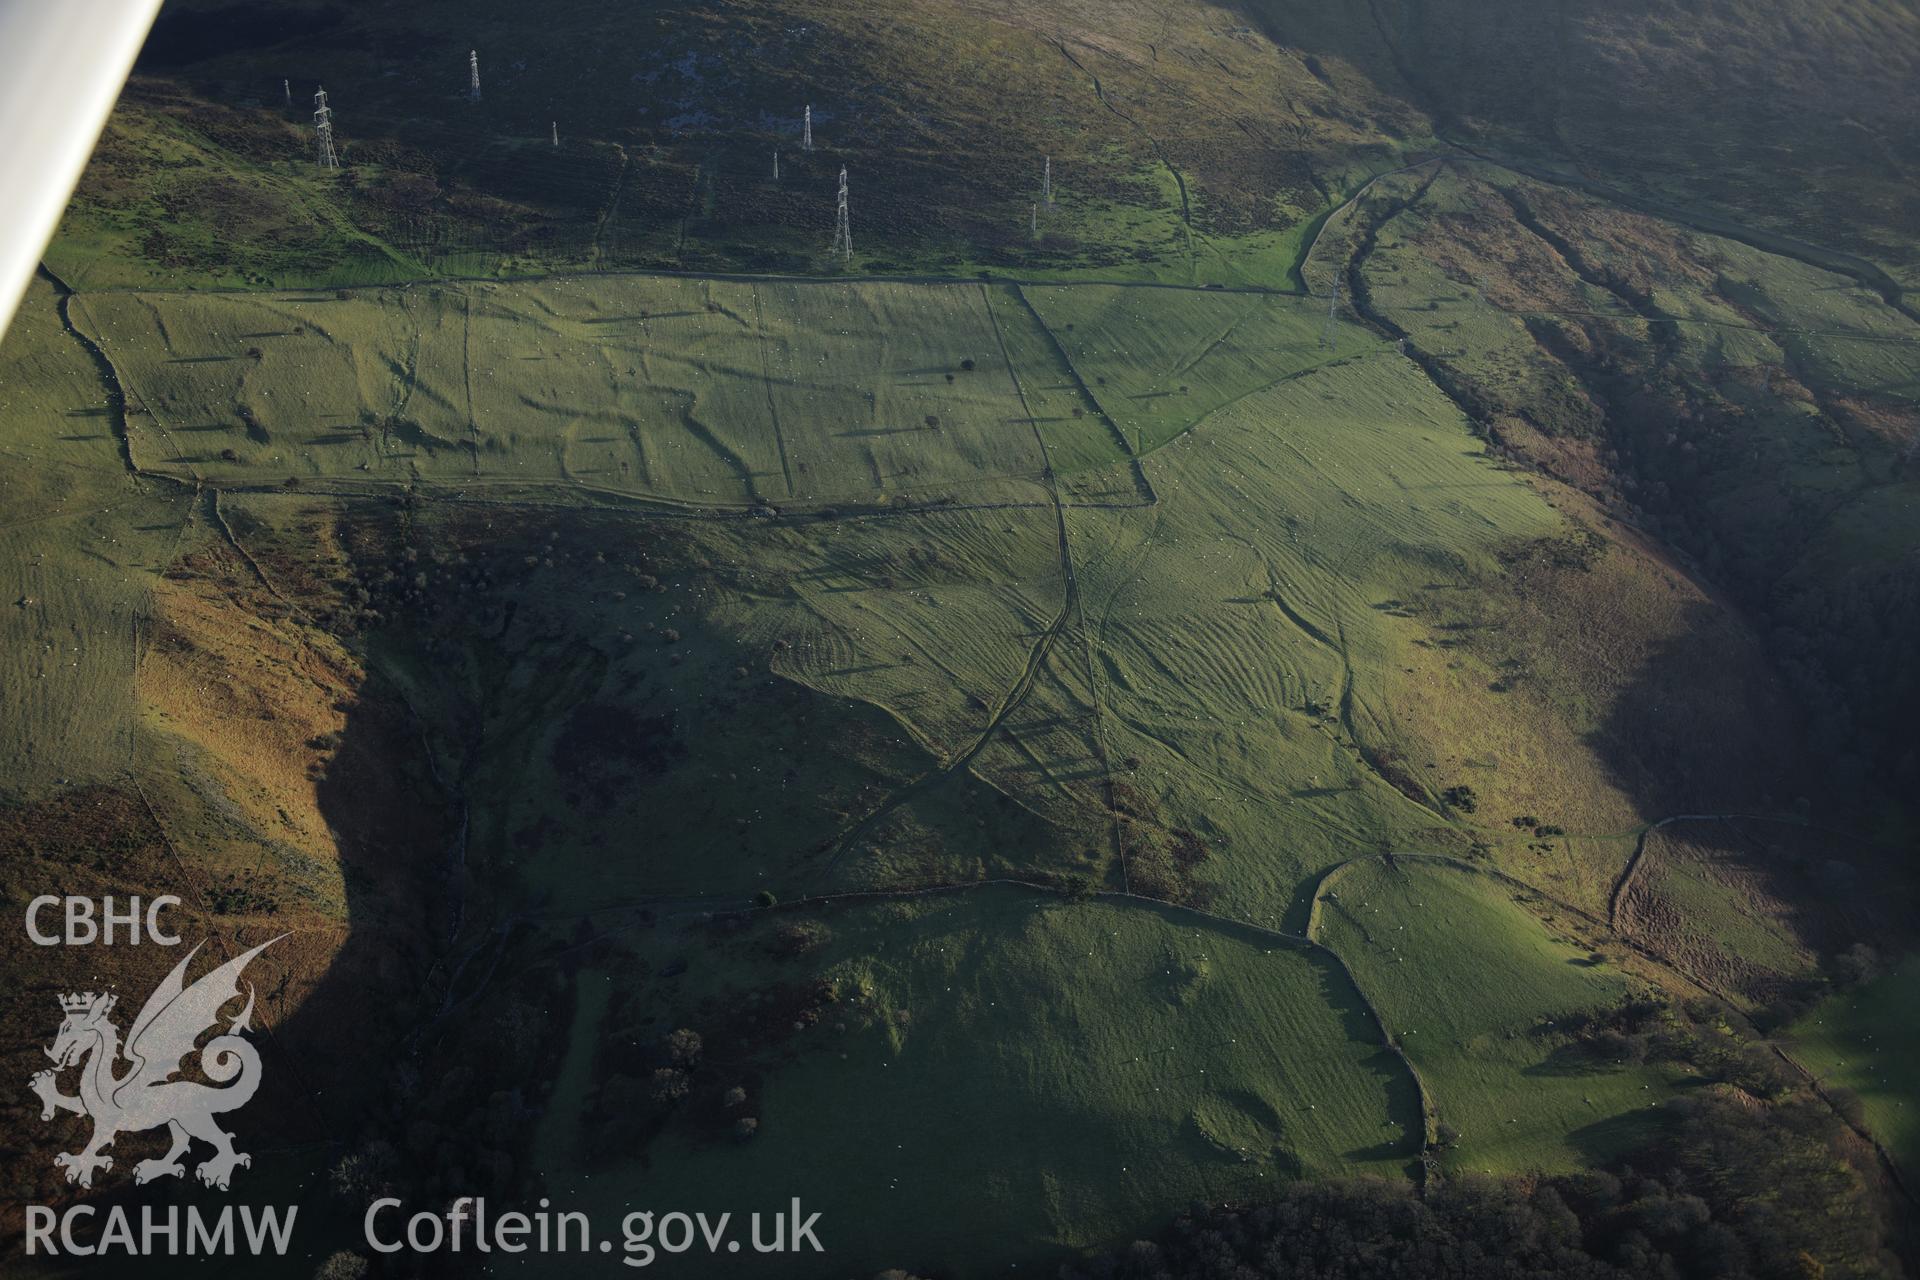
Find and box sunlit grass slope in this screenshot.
[535,886,1419,1278]
[1314,858,1684,1175]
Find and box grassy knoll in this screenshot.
[1789,954,1920,1175]
[1314,858,1685,1175]
[534,886,1418,1278]
[1,2,1916,1270]
[7,222,1889,1275]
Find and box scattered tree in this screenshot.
[648,1067,690,1105]
[665,1028,703,1068]
[314,1253,369,1280]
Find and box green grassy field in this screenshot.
[7,12,1916,1252]
[56,267,1670,930]
[1067,350,1663,925]
[0,278,189,800]
[1,2,1917,1275]
[1312,858,1685,1175]
[533,886,1418,1277]
[1019,284,1364,454]
[73,277,1104,507]
[4,236,1886,1271]
[26,262,1748,1262]
[1789,955,1920,1176]
[1617,822,1821,1006]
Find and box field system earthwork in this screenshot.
[4,1,1920,1275]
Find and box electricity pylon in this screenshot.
[1320,272,1342,349]
[831,166,852,263]
[313,87,338,169]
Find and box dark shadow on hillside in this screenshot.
[1564,1102,1685,1169]
[1521,1043,1634,1080]
[239,495,1126,1269]
[1584,587,1920,967]
[1585,598,1797,819]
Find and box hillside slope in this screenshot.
[1,2,1916,1274]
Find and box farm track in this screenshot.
[987,284,1132,893]
[804,283,1095,893]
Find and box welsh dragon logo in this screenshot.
[29,936,282,1190]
